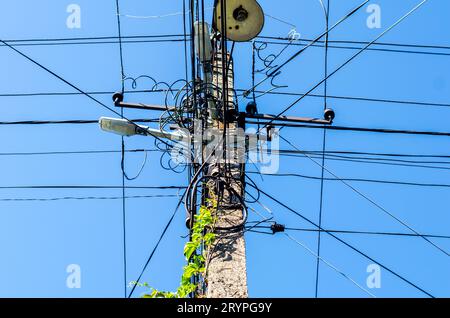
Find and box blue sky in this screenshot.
[0,0,449,298]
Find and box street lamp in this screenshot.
[99,117,146,137]
[98,117,188,141]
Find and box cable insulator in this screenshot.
[324,108,335,122]
[271,222,285,234]
[246,101,258,115]
[112,92,124,105]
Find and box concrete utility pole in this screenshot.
[205,51,248,298]
[102,1,333,299]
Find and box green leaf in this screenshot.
[183,242,198,260]
[203,232,216,245]
[138,202,218,299]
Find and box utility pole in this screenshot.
[101,0,333,299]
[204,51,248,298]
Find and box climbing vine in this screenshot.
[132,197,217,298]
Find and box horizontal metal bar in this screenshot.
[244,113,331,125]
[116,101,176,112]
[116,102,330,125]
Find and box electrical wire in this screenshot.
[258,0,431,130]
[3,87,450,110]
[259,35,450,52]
[3,0,447,298]
[279,134,450,258]
[3,144,450,173]
[250,183,435,298]
[0,149,159,156]
[1,148,449,161]
[127,190,186,298]
[0,185,185,190]
[285,233,376,298]
[0,194,178,202]
[315,0,330,298]
[279,153,450,171]
[3,33,449,58]
[256,39,450,57]
[237,89,450,109]
[0,36,174,151]
[0,119,159,125]
[241,0,369,98]
[247,171,450,188]
[247,225,450,240]
[279,149,450,160]
[115,0,129,298]
[245,121,450,137]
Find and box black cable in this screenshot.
[0,34,187,45]
[115,0,128,299]
[1,145,449,170]
[249,225,450,240]
[0,36,174,150]
[0,185,185,190]
[237,89,450,109]
[1,148,449,160]
[280,133,450,259]
[2,145,450,172]
[278,149,450,160]
[254,0,431,131]
[281,153,450,171]
[4,87,450,110]
[280,150,450,163]
[2,146,450,172]
[219,0,230,177]
[0,149,159,156]
[182,0,190,108]
[4,33,450,56]
[127,190,186,298]
[315,0,331,298]
[266,0,368,77]
[247,171,450,188]
[5,33,450,57]
[258,36,450,51]
[255,39,450,57]
[0,89,170,98]
[243,0,369,96]
[319,153,450,165]
[251,184,435,298]
[0,119,159,125]
[310,153,450,168]
[246,121,450,137]
[0,194,178,202]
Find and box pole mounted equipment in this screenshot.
[194,21,213,63]
[214,0,265,42]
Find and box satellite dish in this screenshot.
[214,0,265,42]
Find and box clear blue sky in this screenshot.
[0,0,449,298]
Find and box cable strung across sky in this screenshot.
[3,88,450,110]
[2,0,448,299]
[2,118,450,137]
[248,182,435,298]
[256,0,432,131]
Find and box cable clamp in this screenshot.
[271,222,285,234]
